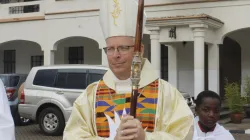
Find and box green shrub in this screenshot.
[224,81,244,113]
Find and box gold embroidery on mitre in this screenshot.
[111,0,122,26]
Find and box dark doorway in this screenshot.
[4,50,16,73]
[161,45,168,81]
[205,44,209,90]
[219,37,241,99]
[68,47,84,64]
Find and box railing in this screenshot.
[0,0,22,4]
[0,1,44,19]
[9,4,39,14]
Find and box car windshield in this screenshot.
[0,76,8,86]
[0,75,20,87]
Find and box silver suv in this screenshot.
[18,65,108,136]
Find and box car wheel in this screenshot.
[39,107,65,136]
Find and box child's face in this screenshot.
[196,97,220,128]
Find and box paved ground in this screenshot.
[223,119,250,139]
[15,124,62,140]
[232,134,250,140]
[15,123,250,140]
[223,119,250,131]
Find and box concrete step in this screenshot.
[219,117,231,124]
[220,110,231,117]
[219,102,231,124]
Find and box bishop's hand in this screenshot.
[115,115,145,140]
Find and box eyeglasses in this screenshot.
[103,45,134,56]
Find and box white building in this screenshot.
[0,0,249,99]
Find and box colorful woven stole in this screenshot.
[95,79,159,137]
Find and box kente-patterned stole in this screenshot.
[95,79,159,137]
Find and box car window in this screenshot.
[0,76,19,87]
[33,69,57,87]
[54,70,87,90]
[0,76,8,86]
[88,69,107,85]
[66,72,87,89]
[9,76,20,87]
[54,72,67,88]
[88,73,104,84]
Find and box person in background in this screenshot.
[193,90,235,140]
[0,79,16,140]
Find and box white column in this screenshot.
[208,43,220,94]
[168,44,178,87]
[190,24,207,98]
[149,27,161,77]
[43,49,55,66]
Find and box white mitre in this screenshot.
[99,0,147,40]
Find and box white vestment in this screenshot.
[0,80,16,140]
[193,116,234,140]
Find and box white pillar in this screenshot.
[168,44,178,87]
[43,49,55,66]
[149,27,161,77]
[190,24,207,98]
[208,43,220,94]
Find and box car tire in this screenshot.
[38,107,65,136]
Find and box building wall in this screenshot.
[1,0,250,96]
[1,1,250,48]
[175,33,250,97]
[54,47,65,64]
[0,41,42,74]
[0,15,105,52]
[146,1,250,43]
[226,29,250,92]
[46,0,191,14]
[0,38,102,74]
[55,37,102,65]
[230,34,250,91]
[142,34,151,60]
[241,44,250,92]
[177,42,194,96]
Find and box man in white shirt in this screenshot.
[0,79,16,140]
[193,90,235,140]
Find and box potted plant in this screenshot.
[224,81,244,123]
[243,76,250,118]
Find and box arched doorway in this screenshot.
[220,37,241,99]
[0,40,42,74]
[54,36,101,65]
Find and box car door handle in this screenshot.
[56,91,64,95]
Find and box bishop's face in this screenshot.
[104,36,143,80]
